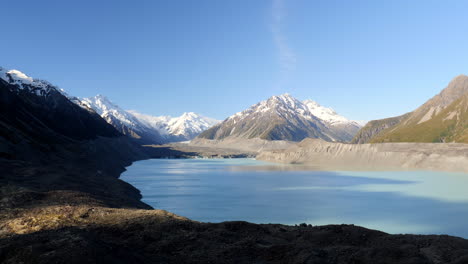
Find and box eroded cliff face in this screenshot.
[189,137,295,153]
[257,139,468,173]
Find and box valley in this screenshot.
[4,1,468,262]
[1,66,468,263]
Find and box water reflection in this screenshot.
[121,159,468,238]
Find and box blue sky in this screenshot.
[2,0,468,121]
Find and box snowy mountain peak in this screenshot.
[5,69,34,83]
[269,93,299,106]
[180,112,198,119]
[94,94,108,100]
[80,95,146,131]
[82,95,115,115]
[0,67,63,97]
[302,99,347,124]
[274,93,293,100]
[302,99,321,109]
[201,93,362,142]
[130,110,220,141]
[199,93,364,142]
[76,96,220,142]
[231,94,315,123]
[168,112,220,138]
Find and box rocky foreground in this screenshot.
[4,202,468,264]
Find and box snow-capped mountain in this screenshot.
[126,112,172,137]
[81,95,145,131]
[198,93,361,142]
[0,67,121,150]
[78,95,164,144]
[78,95,219,143]
[0,68,147,142]
[168,112,220,139]
[128,111,220,142]
[0,67,216,145]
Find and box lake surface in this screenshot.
[121,158,468,238]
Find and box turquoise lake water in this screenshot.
[121,158,468,238]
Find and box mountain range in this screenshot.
[0,67,144,166]
[353,75,468,143]
[127,110,219,143]
[0,67,220,145]
[5,66,465,146]
[79,95,219,144]
[198,93,362,142]
[78,95,219,144]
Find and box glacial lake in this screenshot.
[121,158,468,238]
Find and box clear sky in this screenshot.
[2,0,468,121]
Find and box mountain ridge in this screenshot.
[360,75,468,143]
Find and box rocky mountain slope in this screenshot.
[372,95,468,143]
[198,94,361,142]
[353,75,468,143]
[399,75,468,126]
[351,113,411,144]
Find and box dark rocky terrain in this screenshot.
[3,70,468,263]
[3,204,468,264]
